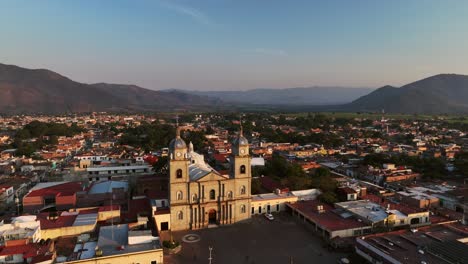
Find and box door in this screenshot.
[208,209,217,224]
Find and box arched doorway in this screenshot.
[208,209,217,224]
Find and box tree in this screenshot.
[153,156,168,174]
[314,167,330,178]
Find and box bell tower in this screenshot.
[231,121,251,179]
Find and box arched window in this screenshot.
[227,191,233,199]
[176,169,183,178]
[240,165,246,174]
[176,191,183,201]
[240,185,246,195]
[241,204,246,214]
[209,189,216,200]
[192,194,198,203]
[177,211,183,220]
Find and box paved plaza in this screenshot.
[164,213,346,264]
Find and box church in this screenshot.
[167,127,252,231]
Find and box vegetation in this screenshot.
[120,122,175,151]
[454,151,468,177]
[162,240,180,249]
[256,153,310,191]
[362,153,446,179]
[311,167,339,204]
[12,121,85,157]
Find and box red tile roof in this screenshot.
[37,213,77,229]
[288,200,368,232]
[0,243,49,258]
[26,182,83,198]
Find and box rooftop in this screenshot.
[88,181,128,194]
[97,224,160,257]
[287,200,368,232]
[335,200,388,223]
[26,181,83,198]
[357,223,468,264]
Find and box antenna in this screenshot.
[208,246,213,264]
[111,189,114,241]
[175,115,181,138]
[239,114,243,136]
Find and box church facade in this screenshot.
[168,128,252,231]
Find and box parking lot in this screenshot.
[164,212,346,264]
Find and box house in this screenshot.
[22,182,83,213]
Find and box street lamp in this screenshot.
[14,196,20,216]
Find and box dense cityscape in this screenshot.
[0,112,467,263]
[3,1,468,263]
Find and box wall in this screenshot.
[251,196,298,215]
[41,224,96,240]
[64,249,164,264]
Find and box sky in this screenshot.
[1,0,468,91]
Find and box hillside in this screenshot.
[0,63,221,114]
[179,86,374,105]
[346,74,468,114]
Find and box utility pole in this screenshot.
[111,189,114,241]
[208,246,213,264]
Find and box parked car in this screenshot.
[264,213,274,221]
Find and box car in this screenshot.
[264,213,274,221]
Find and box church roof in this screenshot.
[187,149,226,181]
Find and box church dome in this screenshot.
[233,135,249,146]
[169,137,186,150]
[169,127,186,150]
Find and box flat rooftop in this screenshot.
[357,223,468,264]
[97,224,160,257]
[287,200,369,232]
[335,200,388,223]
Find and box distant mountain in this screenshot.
[177,87,375,105]
[0,63,221,114]
[346,74,468,114]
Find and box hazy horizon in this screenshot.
[2,0,468,91]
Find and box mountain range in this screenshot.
[345,74,468,114]
[176,87,375,105]
[1,63,468,114]
[0,63,221,114]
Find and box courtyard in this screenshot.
[163,212,347,264]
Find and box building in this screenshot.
[0,185,14,204]
[22,182,84,213]
[0,216,41,246]
[356,223,468,264]
[335,199,430,229]
[64,224,163,264]
[287,200,372,241]
[163,127,252,231]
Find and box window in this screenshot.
[240,185,246,195]
[176,169,183,178]
[177,211,183,220]
[151,261,157,264]
[210,189,216,200]
[227,191,233,199]
[192,194,198,203]
[176,191,183,201]
[240,165,246,174]
[241,204,246,214]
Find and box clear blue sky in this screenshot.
[1,0,468,90]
